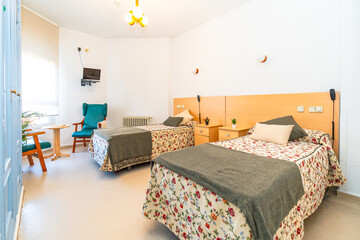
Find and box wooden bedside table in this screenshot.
[219,126,250,141]
[194,124,222,146]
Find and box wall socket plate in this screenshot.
[308,106,316,113]
[315,106,323,112]
[177,105,181,109]
[297,106,305,112]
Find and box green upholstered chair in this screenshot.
[22,131,51,172]
[72,103,108,153]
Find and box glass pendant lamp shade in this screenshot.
[142,16,149,26]
[124,13,133,23]
[132,7,144,19]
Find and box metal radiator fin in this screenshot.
[123,116,152,127]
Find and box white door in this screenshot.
[0,0,22,239]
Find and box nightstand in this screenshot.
[219,126,250,141]
[194,124,222,146]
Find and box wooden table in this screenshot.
[43,125,70,161]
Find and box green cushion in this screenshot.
[261,115,307,141]
[72,128,95,138]
[22,139,51,153]
[82,103,107,129]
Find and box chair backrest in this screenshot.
[83,103,108,129]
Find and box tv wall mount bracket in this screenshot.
[81,79,99,86]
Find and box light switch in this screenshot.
[308,106,316,113]
[316,106,323,112]
[182,105,185,109]
[177,105,181,109]
[297,106,304,113]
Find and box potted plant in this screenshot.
[22,111,44,145]
[204,117,210,125]
[231,118,237,129]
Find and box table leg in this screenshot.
[51,129,70,161]
[44,129,56,159]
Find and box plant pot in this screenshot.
[232,124,236,129]
[205,121,210,125]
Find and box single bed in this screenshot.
[89,123,195,172]
[142,129,346,240]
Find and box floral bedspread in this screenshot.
[88,124,195,172]
[142,129,346,240]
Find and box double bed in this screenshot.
[142,128,346,240]
[89,123,195,172]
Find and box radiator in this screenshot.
[123,116,152,127]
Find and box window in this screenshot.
[21,7,59,115]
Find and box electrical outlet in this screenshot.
[177,105,181,109]
[297,106,304,113]
[316,106,323,112]
[308,106,316,113]
[182,105,185,109]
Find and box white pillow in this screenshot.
[175,109,194,125]
[249,123,294,145]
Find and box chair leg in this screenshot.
[27,155,34,166]
[37,150,47,172]
[72,137,76,153]
[83,138,86,147]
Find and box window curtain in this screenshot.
[21,7,59,115]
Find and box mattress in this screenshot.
[142,129,346,239]
[88,124,195,172]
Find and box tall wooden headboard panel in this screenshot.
[174,92,339,157]
[173,96,226,125]
[225,92,340,156]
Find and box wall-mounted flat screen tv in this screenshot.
[83,68,101,81]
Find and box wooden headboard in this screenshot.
[173,96,226,125]
[174,92,340,157]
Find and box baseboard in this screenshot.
[41,144,79,154]
[338,191,360,203]
[13,186,25,240]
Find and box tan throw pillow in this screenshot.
[249,123,294,145]
[175,109,194,125]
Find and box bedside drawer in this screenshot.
[219,130,239,140]
[195,127,210,136]
[195,135,209,145]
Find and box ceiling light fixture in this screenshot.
[124,0,148,27]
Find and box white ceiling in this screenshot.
[22,0,248,38]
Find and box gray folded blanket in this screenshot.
[154,143,304,240]
[94,127,152,167]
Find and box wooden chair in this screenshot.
[22,131,51,172]
[72,103,108,153]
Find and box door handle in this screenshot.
[17,93,20,97]
[11,90,17,94]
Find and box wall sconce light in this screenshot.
[258,55,268,63]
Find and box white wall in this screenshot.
[171,0,360,197]
[40,28,171,146]
[54,28,108,145]
[171,0,341,98]
[339,0,360,197]
[106,38,171,127]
